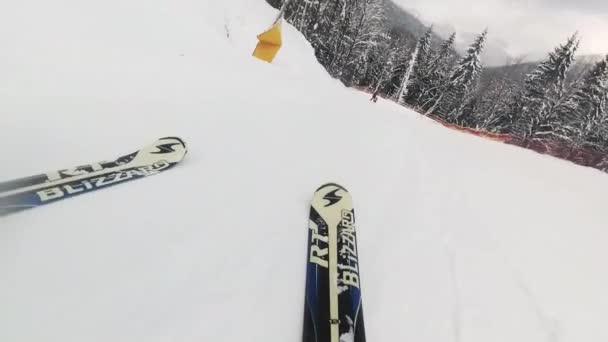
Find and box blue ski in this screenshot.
[0,137,187,216]
[303,183,366,342]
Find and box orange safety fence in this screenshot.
[360,88,608,174]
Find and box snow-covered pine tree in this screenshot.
[326,0,365,78]
[556,55,608,149]
[473,57,528,132]
[383,34,416,97]
[283,0,315,34]
[266,0,283,9]
[599,99,608,150]
[452,87,484,126]
[312,0,349,70]
[430,33,457,75]
[444,30,488,121]
[279,0,328,60]
[416,32,457,111]
[426,29,488,121]
[515,33,580,140]
[337,0,386,85]
[365,30,395,92]
[297,0,317,33]
[396,26,433,105]
[481,76,520,131]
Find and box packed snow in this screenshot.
[2,1,608,341]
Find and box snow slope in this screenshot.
[2,1,608,341]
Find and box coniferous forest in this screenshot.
[266,0,608,170]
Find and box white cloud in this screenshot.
[394,0,608,58]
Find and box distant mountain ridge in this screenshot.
[387,2,513,66]
[482,54,606,86]
[265,0,604,70]
[266,0,511,66]
[382,0,435,38]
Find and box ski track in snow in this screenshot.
[2,0,608,341]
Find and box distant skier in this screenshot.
[370,90,379,103]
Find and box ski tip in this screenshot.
[315,182,348,193]
[159,136,187,150]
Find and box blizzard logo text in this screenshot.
[37,161,170,202]
[338,210,359,289]
[46,163,104,182]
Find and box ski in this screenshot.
[303,183,366,342]
[0,137,187,216]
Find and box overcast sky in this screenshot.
[396,0,608,59]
